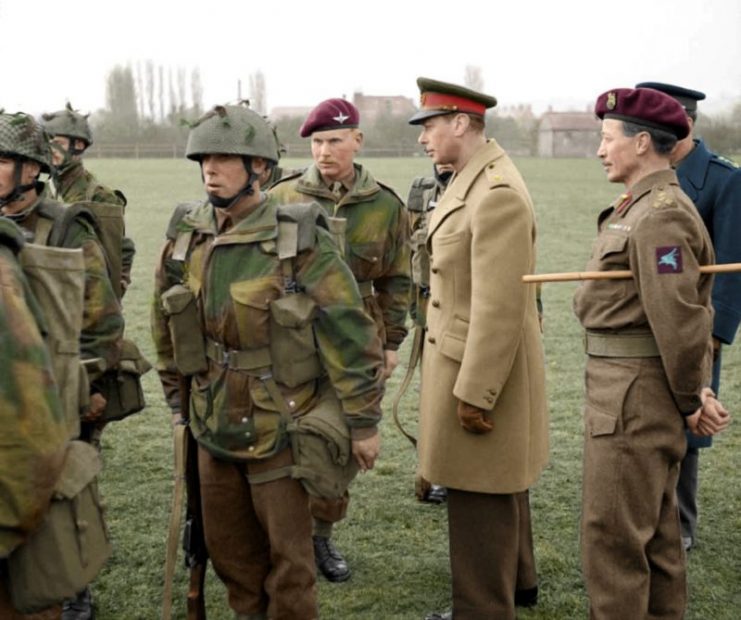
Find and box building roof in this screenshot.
[540,111,601,131]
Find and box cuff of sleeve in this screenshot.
[712,304,741,345]
[678,394,702,416]
[350,426,378,441]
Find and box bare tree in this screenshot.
[135,61,145,119]
[146,60,156,120]
[250,71,266,115]
[464,65,484,92]
[191,68,203,116]
[177,67,187,114]
[158,65,165,122]
[168,67,177,120]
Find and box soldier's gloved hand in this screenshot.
[457,400,493,434]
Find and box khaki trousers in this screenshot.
[198,446,317,620]
[448,489,534,620]
[581,357,687,619]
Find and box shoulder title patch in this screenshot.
[656,246,683,274]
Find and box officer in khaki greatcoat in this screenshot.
[574,87,731,619]
[410,78,549,620]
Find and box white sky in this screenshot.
[2,0,740,117]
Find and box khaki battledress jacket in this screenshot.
[418,140,549,494]
[574,169,714,414]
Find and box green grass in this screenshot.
[85,156,740,619]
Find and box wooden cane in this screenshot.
[522,263,741,283]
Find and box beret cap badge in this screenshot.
[606,92,617,111]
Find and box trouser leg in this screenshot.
[581,360,686,620]
[199,447,317,619]
[448,489,518,620]
[516,490,538,591]
[676,447,699,541]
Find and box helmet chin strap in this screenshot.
[205,156,272,210]
[0,159,38,208]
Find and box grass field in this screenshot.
[85,155,740,619]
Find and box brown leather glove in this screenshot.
[457,400,493,434]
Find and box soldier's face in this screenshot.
[310,128,361,183]
[598,119,641,186]
[418,115,458,166]
[200,154,250,197]
[0,157,39,200]
[49,136,72,167]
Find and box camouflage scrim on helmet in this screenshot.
[0,112,53,173]
[40,103,93,146]
[185,102,280,163]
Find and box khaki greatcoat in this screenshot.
[418,139,549,494]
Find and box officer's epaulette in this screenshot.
[484,161,512,188]
[649,184,679,209]
[376,180,406,206]
[711,153,739,170]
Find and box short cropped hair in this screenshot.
[622,121,678,155]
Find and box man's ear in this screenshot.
[452,113,470,137]
[352,129,364,151]
[634,132,652,156]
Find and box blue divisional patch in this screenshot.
[656,246,683,274]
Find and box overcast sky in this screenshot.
[2,0,739,118]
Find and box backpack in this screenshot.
[0,220,110,613]
[38,199,151,423]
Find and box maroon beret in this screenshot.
[595,88,689,140]
[299,98,359,138]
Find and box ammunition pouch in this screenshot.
[98,339,152,422]
[162,283,208,375]
[410,226,431,289]
[269,293,321,387]
[288,387,359,499]
[6,441,111,613]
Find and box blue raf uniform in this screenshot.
[637,81,741,548]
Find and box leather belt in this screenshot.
[584,331,660,358]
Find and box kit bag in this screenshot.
[6,440,111,613]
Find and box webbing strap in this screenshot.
[172,230,194,262]
[34,216,54,245]
[391,325,424,448]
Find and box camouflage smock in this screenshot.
[151,194,385,462]
[269,163,411,349]
[6,192,124,373]
[0,232,67,557]
[52,160,135,292]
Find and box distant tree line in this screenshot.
[90,64,741,159]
